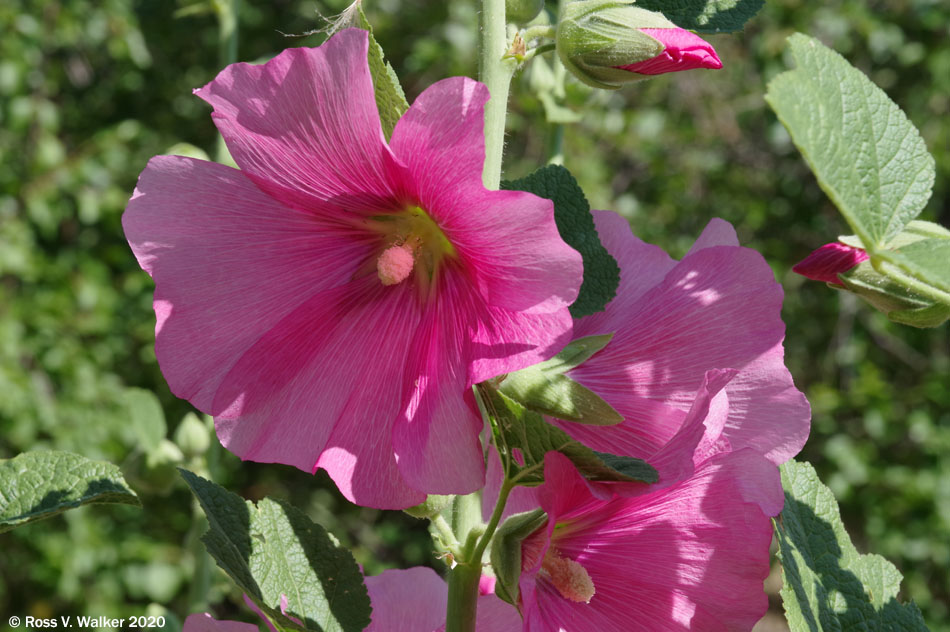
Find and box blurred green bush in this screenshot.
[1,0,947,628]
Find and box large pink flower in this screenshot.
[123,29,582,509]
[517,449,778,631]
[554,212,810,470]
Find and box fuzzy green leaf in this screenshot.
[481,386,656,486]
[0,451,140,533]
[766,34,935,251]
[634,0,764,33]
[180,470,371,632]
[776,460,929,631]
[356,4,409,140]
[502,165,620,318]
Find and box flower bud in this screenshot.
[555,0,721,89]
[793,242,869,286]
[507,0,546,24]
[402,494,454,519]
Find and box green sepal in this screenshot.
[481,385,657,486]
[489,509,548,606]
[499,334,622,425]
[0,451,140,533]
[502,165,620,318]
[556,1,669,89]
[403,494,454,519]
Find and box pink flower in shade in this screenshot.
[364,567,521,632]
[123,28,582,509]
[517,449,779,631]
[619,27,722,76]
[793,242,870,285]
[484,212,809,521]
[552,213,810,471]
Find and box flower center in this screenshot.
[370,206,456,288]
[541,549,596,604]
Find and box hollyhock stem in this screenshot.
[445,481,513,632]
[479,0,517,189]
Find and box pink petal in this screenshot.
[620,28,723,75]
[182,614,258,632]
[568,212,809,467]
[523,451,774,632]
[686,217,740,253]
[793,242,869,285]
[365,567,447,632]
[365,567,521,632]
[391,77,583,316]
[123,156,373,416]
[195,29,401,211]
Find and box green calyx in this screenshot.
[556,1,673,88]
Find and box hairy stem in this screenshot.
[479,0,517,189]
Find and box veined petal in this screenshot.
[522,450,774,632]
[569,214,808,467]
[196,29,401,211]
[123,156,374,414]
[365,568,447,632]
[391,78,582,315]
[213,278,428,509]
[389,77,488,206]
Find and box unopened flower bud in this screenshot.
[556,0,721,89]
[507,0,546,24]
[793,242,870,286]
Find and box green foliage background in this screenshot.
[1,0,947,628]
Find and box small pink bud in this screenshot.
[619,28,723,75]
[793,242,869,285]
[542,552,596,603]
[478,574,497,596]
[377,243,415,286]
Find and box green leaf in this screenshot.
[481,385,657,486]
[499,335,623,425]
[502,165,620,318]
[180,470,371,632]
[765,34,936,251]
[633,0,764,33]
[356,4,409,141]
[776,460,929,631]
[489,509,547,606]
[0,451,140,533]
[879,239,950,295]
[123,387,166,452]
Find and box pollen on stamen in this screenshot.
[542,551,596,604]
[377,243,415,286]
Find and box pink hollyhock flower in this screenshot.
[365,567,521,632]
[793,242,869,285]
[123,28,582,509]
[619,27,722,76]
[517,449,778,631]
[553,213,810,471]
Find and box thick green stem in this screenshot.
[445,532,483,632]
[479,0,517,190]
